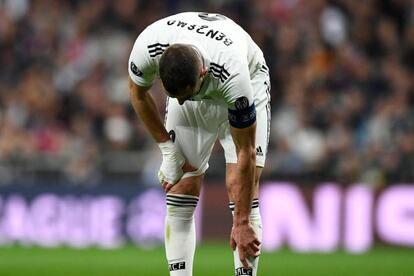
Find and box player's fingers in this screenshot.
[163,182,173,192]
[230,237,236,251]
[247,247,260,258]
[253,239,261,246]
[252,251,260,257]
[238,248,249,268]
[249,242,260,253]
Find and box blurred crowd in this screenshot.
[0,0,413,186]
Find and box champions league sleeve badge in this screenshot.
[228,96,256,128]
[235,96,249,110]
[130,62,143,77]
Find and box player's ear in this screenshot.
[200,67,208,77]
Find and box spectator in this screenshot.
[0,0,412,186]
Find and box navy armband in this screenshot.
[228,97,256,128]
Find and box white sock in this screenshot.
[229,199,262,276]
[165,194,199,276]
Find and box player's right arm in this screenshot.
[129,77,191,190]
[128,25,170,142]
[128,77,169,143]
[128,33,192,189]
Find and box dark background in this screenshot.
[0,0,413,188]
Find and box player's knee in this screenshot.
[168,175,203,196]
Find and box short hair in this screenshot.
[159,44,201,96]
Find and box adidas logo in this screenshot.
[256,146,263,156]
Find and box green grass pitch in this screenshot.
[0,243,413,276]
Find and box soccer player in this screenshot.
[128,12,270,276]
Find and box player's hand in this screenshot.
[230,223,261,268]
[161,162,197,192]
[158,140,186,185]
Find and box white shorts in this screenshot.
[165,69,270,176]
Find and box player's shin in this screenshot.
[165,194,199,276]
[229,199,262,276]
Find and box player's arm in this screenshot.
[128,35,194,188]
[128,76,169,143]
[225,66,257,223]
[224,59,261,267]
[230,123,256,225]
[230,122,256,226]
[129,77,191,189]
[227,96,260,267]
[229,114,261,268]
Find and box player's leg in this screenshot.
[164,98,222,276]
[164,174,202,276]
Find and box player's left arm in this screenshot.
[230,121,256,223]
[229,114,260,268]
[224,61,261,267]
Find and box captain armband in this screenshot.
[228,96,256,128]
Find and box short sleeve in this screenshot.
[222,65,254,109]
[222,60,256,128]
[128,34,157,87]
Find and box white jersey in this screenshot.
[128,12,267,110]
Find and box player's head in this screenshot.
[159,44,207,105]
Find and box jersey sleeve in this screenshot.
[222,60,256,128]
[128,33,157,87]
